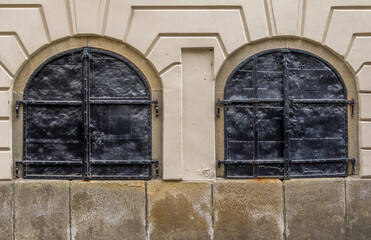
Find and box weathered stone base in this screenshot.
[0,178,370,239]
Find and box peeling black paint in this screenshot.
[22,48,152,179]
[224,49,348,178]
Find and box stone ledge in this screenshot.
[0,181,13,240]
[346,177,371,239]
[213,179,284,240]
[284,178,346,240]
[70,181,146,240]
[147,181,212,240]
[14,180,70,240]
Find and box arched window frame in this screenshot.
[14,47,159,180]
[217,48,356,179]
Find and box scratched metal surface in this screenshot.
[23,48,151,179]
[224,49,347,178]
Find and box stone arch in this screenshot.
[12,36,162,175]
[215,38,359,177]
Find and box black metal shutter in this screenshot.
[18,47,156,179]
[219,49,354,179]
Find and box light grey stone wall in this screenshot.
[0,178,370,240]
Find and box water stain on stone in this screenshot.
[149,193,210,240]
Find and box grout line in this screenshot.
[267,0,277,36]
[0,61,14,78]
[283,182,287,240]
[159,62,181,76]
[238,6,251,43]
[65,0,74,36]
[12,181,15,240]
[145,34,161,58]
[72,0,78,34]
[123,8,135,42]
[344,179,348,240]
[38,6,51,43]
[211,183,214,240]
[100,0,110,35]
[300,0,307,37]
[263,0,273,37]
[145,182,149,240]
[69,181,72,240]
[321,7,334,44]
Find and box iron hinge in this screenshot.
[15,100,24,118]
[152,160,159,177]
[348,158,356,174]
[349,99,355,118]
[15,161,22,177]
[216,98,222,118]
[152,99,159,117]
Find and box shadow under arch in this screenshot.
[215,37,359,177]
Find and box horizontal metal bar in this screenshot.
[89,99,154,105]
[90,97,149,100]
[291,158,355,163]
[18,160,82,165]
[218,159,284,167]
[90,160,156,165]
[19,100,82,105]
[219,98,283,104]
[291,99,354,104]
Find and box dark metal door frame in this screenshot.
[15,47,159,180]
[217,49,355,179]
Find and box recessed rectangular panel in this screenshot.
[226,164,254,178]
[226,70,254,100]
[256,164,284,177]
[290,162,347,177]
[89,53,147,98]
[227,141,254,160]
[288,69,344,99]
[257,104,284,160]
[256,71,283,99]
[226,105,253,141]
[290,104,346,139]
[290,138,346,160]
[90,164,150,179]
[25,165,82,178]
[27,53,83,101]
[90,105,151,160]
[25,106,83,161]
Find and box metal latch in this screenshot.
[349,99,355,118]
[151,99,159,117]
[15,161,22,177]
[348,158,356,174]
[15,100,24,118]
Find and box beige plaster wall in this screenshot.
[1,0,371,179]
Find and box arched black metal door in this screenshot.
[220,49,354,179]
[19,47,156,179]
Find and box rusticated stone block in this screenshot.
[213,179,284,240]
[71,181,146,240]
[147,181,212,240]
[0,182,13,240]
[346,177,371,239]
[285,178,345,240]
[14,180,70,240]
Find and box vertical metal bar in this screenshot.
[82,47,91,179]
[282,50,291,179]
[252,56,258,177]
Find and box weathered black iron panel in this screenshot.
[89,51,148,98]
[21,47,153,179]
[222,49,350,179]
[26,50,83,101]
